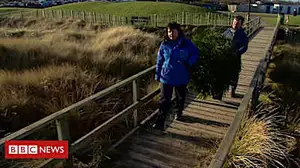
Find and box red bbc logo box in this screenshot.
[5,140,68,159]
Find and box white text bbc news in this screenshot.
[8,145,65,154]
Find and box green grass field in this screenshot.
[48,2,211,16]
[232,11,300,26]
[0,8,31,15]
[260,15,300,26]
[287,15,300,26]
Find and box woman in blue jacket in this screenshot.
[155,22,199,130]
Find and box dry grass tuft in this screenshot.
[0,64,109,132]
[225,110,293,168]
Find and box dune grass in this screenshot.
[0,16,160,136]
[48,2,211,16]
[225,108,295,168]
[0,16,162,167]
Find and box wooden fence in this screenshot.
[208,18,281,168]
[9,9,249,27]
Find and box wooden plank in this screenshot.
[132,79,140,127]
[171,120,226,138]
[186,94,238,109]
[221,97,243,105]
[133,135,201,160]
[130,144,194,168]
[139,131,208,154]
[184,103,236,117]
[0,65,156,146]
[185,98,238,113]
[242,59,261,63]
[183,109,233,125]
[114,159,152,168]
[239,74,255,79]
[127,150,173,168]
[239,72,255,77]
[165,124,224,144]
[242,57,263,62]
[240,67,257,72]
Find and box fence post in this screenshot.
[60,10,63,19]
[82,11,85,20]
[227,13,229,26]
[108,14,111,25]
[154,14,157,27]
[71,10,73,19]
[93,12,96,23]
[132,79,140,127]
[182,11,185,25]
[207,12,210,25]
[56,117,72,168]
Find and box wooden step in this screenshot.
[129,144,195,168]
[126,150,173,168]
[139,131,211,152]
[184,102,236,117]
[185,97,238,113]
[172,120,227,137]
[183,109,233,125]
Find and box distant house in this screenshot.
[229,3,300,15]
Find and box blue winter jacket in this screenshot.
[223,28,248,56]
[155,37,199,85]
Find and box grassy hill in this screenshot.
[48,2,211,16]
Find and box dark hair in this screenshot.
[164,22,184,42]
[234,15,245,25]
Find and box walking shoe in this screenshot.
[175,113,184,121]
[231,92,236,98]
[153,122,166,131]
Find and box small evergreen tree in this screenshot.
[188,27,239,98]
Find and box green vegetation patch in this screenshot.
[48,2,210,16]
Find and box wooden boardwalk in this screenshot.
[103,26,276,168]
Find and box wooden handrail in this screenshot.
[245,17,261,37]
[208,17,281,168]
[0,65,156,147]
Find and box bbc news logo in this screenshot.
[5,140,68,159]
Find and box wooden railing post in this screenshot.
[56,118,70,141]
[71,10,73,19]
[56,117,72,168]
[82,11,85,20]
[132,79,140,127]
[182,11,185,25]
[154,14,157,27]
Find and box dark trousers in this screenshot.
[156,83,187,126]
[230,56,242,95]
